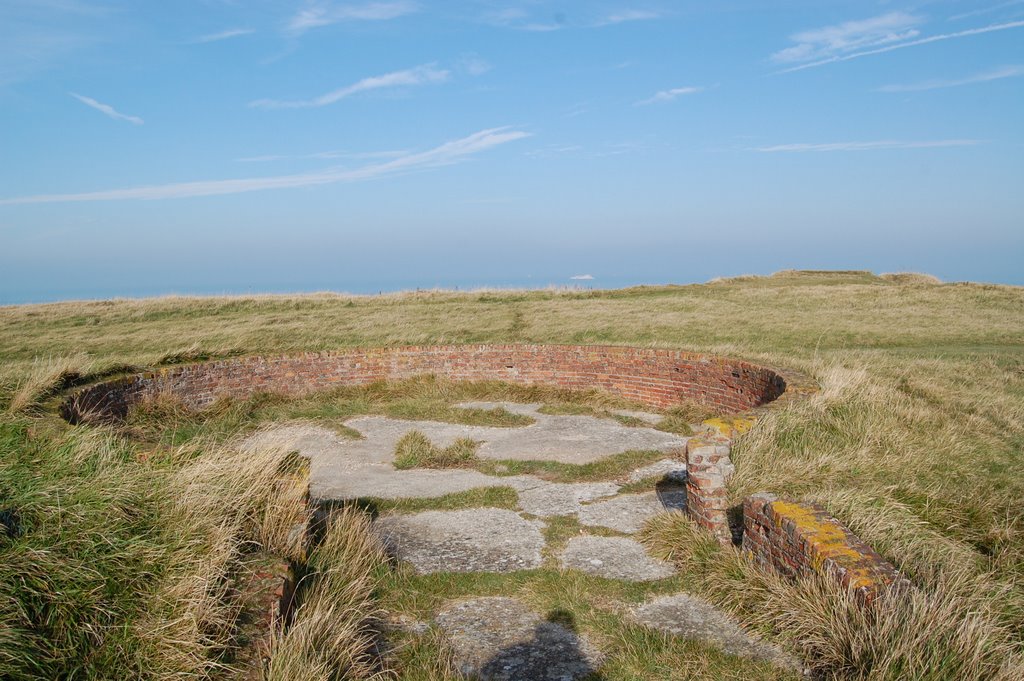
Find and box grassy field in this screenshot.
[1,270,1022,679]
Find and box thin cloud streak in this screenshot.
[0,128,530,205]
[595,10,660,26]
[755,140,980,152]
[483,6,659,31]
[772,12,922,64]
[947,0,1024,22]
[778,20,1024,73]
[635,86,702,106]
[194,28,254,43]
[879,65,1024,91]
[69,93,143,125]
[237,149,409,162]
[287,1,418,35]
[250,64,449,109]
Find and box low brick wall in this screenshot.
[742,492,907,601]
[61,344,811,424]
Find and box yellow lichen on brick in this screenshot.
[703,415,757,438]
[770,501,883,591]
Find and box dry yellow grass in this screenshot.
[641,512,1024,680]
[128,442,315,678]
[265,506,390,681]
[5,353,93,413]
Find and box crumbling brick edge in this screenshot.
[742,493,910,601]
[683,435,908,601]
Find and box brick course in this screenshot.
[742,492,908,601]
[61,344,812,424]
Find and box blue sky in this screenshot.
[1,0,1022,303]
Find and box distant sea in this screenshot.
[0,275,672,306]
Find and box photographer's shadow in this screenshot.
[475,608,604,681]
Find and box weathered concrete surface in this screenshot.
[373,508,545,574]
[609,408,664,424]
[560,536,676,581]
[435,597,603,681]
[241,423,509,500]
[449,401,689,463]
[577,489,687,534]
[514,479,620,517]
[627,458,687,484]
[633,594,801,671]
[241,410,804,676]
[241,403,687,501]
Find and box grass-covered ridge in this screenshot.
[1,270,1022,679]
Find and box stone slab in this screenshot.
[373,508,544,574]
[450,401,689,463]
[633,594,801,671]
[514,480,621,517]
[242,408,687,502]
[577,489,687,534]
[627,458,687,484]
[560,536,676,581]
[435,597,603,681]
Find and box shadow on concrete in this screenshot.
[475,609,604,681]
[654,476,687,513]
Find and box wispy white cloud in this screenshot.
[754,139,980,153]
[772,12,922,64]
[635,86,702,106]
[570,274,594,280]
[236,149,408,162]
[879,64,1024,91]
[595,10,660,27]
[482,7,562,31]
[286,1,418,35]
[948,0,1024,22]
[482,6,658,31]
[194,27,255,43]
[69,93,143,125]
[777,20,1024,73]
[250,63,449,109]
[0,127,529,205]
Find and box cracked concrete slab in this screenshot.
[435,597,603,681]
[373,508,545,574]
[627,458,687,484]
[514,480,621,517]
[560,536,676,581]
[577,489,687,534]
[633,594,802,671]
[241,403,688,502]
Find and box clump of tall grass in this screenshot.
[123,440,315,678]
[5,354,92,413]
[641,512,1024,680]
[0,413,320,680]
[265,505,390,681]
[392,431,480,470]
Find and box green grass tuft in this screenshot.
[392,431,480,470]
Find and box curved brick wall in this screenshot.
[61,344,812,424]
